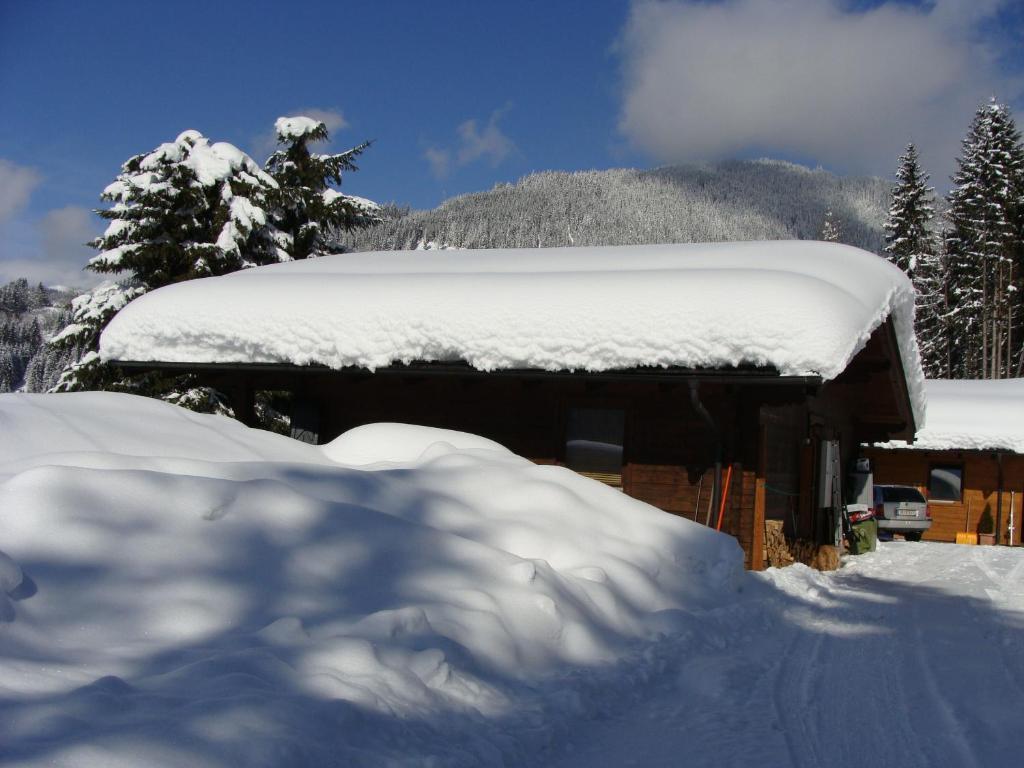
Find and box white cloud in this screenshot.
[425,108,516,179]
[0,206,102,289]
[424,146,452,179]
[455,112,515,167]
[616,0,1020,180]
[0,159,42,223]
[251,107,350,161]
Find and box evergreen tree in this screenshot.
[884,144,936,279]
[49,121,383,424]
[264,116,380,259]
[913,246,950,377]
[820,208,841,242]
[944,99,1024,379]
[53,130,287,394]
[883,144,947,375]
[48,282,145,392]
[89,130,286,288]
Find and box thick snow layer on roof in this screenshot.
[0,392,741,765]
[100,241,925,424]
[877,378,1024,453]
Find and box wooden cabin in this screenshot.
[100,242,924,569]
[863,379,1024,546]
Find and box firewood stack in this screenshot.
[764,519,795,568]
[790,540,840,571]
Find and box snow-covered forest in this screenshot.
[339,159,891,254]
[0,279,77,393]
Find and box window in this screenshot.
[879,486,927,504]
[565,407,625,488]
[928,465,963,502]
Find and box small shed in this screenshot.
[864,379,1024,546]
[100,241,924,569]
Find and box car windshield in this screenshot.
[880,486,926,504]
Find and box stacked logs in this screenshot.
[765,520,795,568]
[765,520,840,571]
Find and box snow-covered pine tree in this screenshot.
[883,144,947,375]
[944,99,1024,379]
[820,208,841,242]
[913,246,950,378]
[884,144,935,279]
[264,116,380,259]
[88,130,286,288]
[52,130,285,394]
[48,282,145,392]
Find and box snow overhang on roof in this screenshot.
[100,241,926,425]
[877,378,1024,454]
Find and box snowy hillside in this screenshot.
[0,392,741,767]
[0,279,77,393]
[339,159,892,254]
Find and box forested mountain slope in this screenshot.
[340,159,892,253]
[0,279,76,392]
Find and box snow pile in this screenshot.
[100,241,926,425]
[322,422,511,466]
[878,378,1024,453]
[0,392,742,767]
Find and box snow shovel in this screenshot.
[956,499,977,545]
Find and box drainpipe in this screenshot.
[689,380,722,528]
[996,452,1004,545]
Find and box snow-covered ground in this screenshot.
[550,541,1024,768]
[2,393,1022,767]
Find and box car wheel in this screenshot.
[904,532,922,542]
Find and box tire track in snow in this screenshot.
[905,595,982,768]
[968,546,1024,700]
[815,568,929,768]
[769,618,828,768]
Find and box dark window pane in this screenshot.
[928,466,963,501]
[565,408,624,475]
[880,486,927,504]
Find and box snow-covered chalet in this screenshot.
[864,378,1024,546]
[100,241,924,569]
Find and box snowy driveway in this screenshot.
[548,542,1024,768]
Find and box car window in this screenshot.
[880,486,926,504]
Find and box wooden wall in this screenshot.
[210,363,897,570]
[863,448,1024,546]
[292,373,776,569]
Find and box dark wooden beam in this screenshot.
[111,358,823,388]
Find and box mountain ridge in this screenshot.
[340,158,892,254]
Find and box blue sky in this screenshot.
[1,0,1022,286]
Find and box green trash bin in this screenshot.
[847,515,878,555]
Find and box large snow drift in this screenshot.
[878,378,1024,453]
[99,241,926,425]
[0,392,741,767]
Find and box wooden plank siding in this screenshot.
[299,372,776,569]
[863,448,1024,546]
